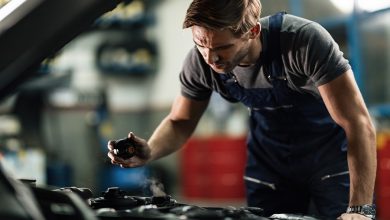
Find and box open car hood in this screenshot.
[0,0,121,101]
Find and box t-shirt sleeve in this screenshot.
[292,22,351,86]
[179,47,213,100]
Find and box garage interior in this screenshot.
[0,0,389,219]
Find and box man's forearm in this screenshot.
[346,120,377,206]
[147,116,198,161]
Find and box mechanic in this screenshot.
[107,0,377,219]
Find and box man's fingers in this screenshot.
[108,152,140,168]
[107,152,126,163]
[120,162,141,168]
[107,151,115,160]
[107,140,115,150]
[127,132,144,144]
[338,213,372,220]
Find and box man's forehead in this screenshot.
[191,26,236,47]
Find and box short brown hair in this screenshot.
[183,0,262,36]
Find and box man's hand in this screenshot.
[107,132,151,168]
[337,213,373,220]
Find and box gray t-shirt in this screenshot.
[179,14,351,102]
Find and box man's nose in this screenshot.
[204,49,219,64]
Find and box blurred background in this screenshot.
[0,0,389,218]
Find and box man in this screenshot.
[108,0,377,219]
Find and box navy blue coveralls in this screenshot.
[219,12,350,218]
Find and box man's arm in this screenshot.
[108,94,209,167]
[318,69,377,206]
[147,94,209,161]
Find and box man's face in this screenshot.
[192,25,252,73]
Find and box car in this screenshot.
[0,0,120,219]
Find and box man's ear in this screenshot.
[249,23,261,39]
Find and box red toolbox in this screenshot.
[181,135,247,200]
[376,132,390,219]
